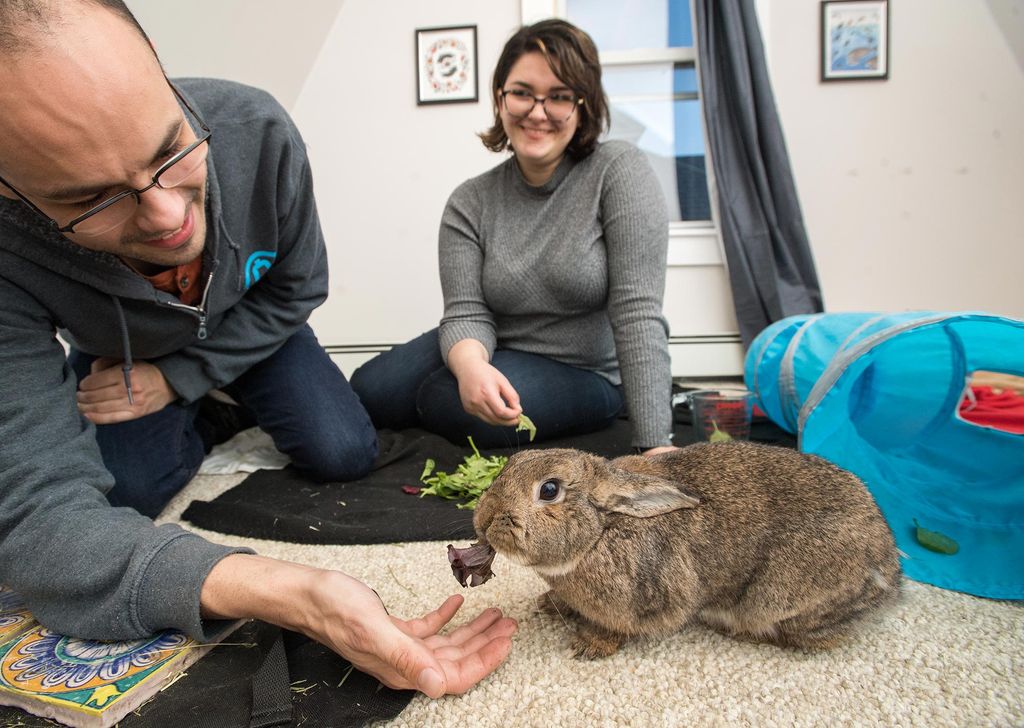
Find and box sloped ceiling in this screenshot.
[128,0,345,110]
[986,0,1024,71]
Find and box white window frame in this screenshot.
[521,0,725,269]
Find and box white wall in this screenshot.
[129,1,1022,378]
[129,0,529,362]
[133,1,344,111]
[130,0,742,376]
[763,0,1024,319]
[290,1,521,347]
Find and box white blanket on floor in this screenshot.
[198,427,289,474]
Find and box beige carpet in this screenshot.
[158,474,1024,728]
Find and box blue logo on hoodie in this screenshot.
[244,251,276,289]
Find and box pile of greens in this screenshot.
[419,437,507,510]
[418,414,537,510]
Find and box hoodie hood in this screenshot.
[0,77,327,395]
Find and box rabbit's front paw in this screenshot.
[571,624,623,659]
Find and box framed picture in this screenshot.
[821,0,889,81]
[416,25,479,105]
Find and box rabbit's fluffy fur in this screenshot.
[474,442,901,658]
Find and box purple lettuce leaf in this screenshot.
[447,542,496,587]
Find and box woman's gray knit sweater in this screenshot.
[438,140,672,447]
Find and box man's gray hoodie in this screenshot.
[0,79,327,640]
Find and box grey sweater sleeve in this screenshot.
[600,147,672,447]
[437,182,497,361]
[0,281,252,641]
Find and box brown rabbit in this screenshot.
[472,442,901,658]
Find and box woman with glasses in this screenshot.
[353,19,675,454]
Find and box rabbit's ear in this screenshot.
[594,472,700,518]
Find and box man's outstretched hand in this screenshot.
[201,554,518,698]
[322,585,517,697]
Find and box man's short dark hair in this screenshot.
[0,0,151,56]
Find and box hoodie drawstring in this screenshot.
[228,237,243,292]
[110,296,134,405]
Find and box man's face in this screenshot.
[0,5,207,269]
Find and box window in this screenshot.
[565,0,712,224]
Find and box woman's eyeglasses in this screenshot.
[500,88,582,123]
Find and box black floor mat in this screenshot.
[182,415,795,545]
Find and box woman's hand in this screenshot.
[446,339,522,426]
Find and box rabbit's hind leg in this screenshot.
[699,606,845,649]
[699,607,783,645]
[773,620,850,650]
[773,586,891,650]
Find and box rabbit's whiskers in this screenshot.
[440,518,472,538]
[543,593,572,632]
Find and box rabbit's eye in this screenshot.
[538,480,560,501]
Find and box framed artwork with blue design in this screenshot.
[821,0,889,82]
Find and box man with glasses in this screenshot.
[0,0,516,698]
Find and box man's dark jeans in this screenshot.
[70,324,378,517]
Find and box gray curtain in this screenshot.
[694,0,824,346]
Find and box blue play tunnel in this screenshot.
[745,311,1024,599]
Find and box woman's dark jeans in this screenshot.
[350,329,624,449]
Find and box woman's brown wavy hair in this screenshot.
[479,19,609,160]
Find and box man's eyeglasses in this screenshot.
[500,88,582,123]
[0,79,211,237]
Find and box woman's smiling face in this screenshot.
[499,51,579,186]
